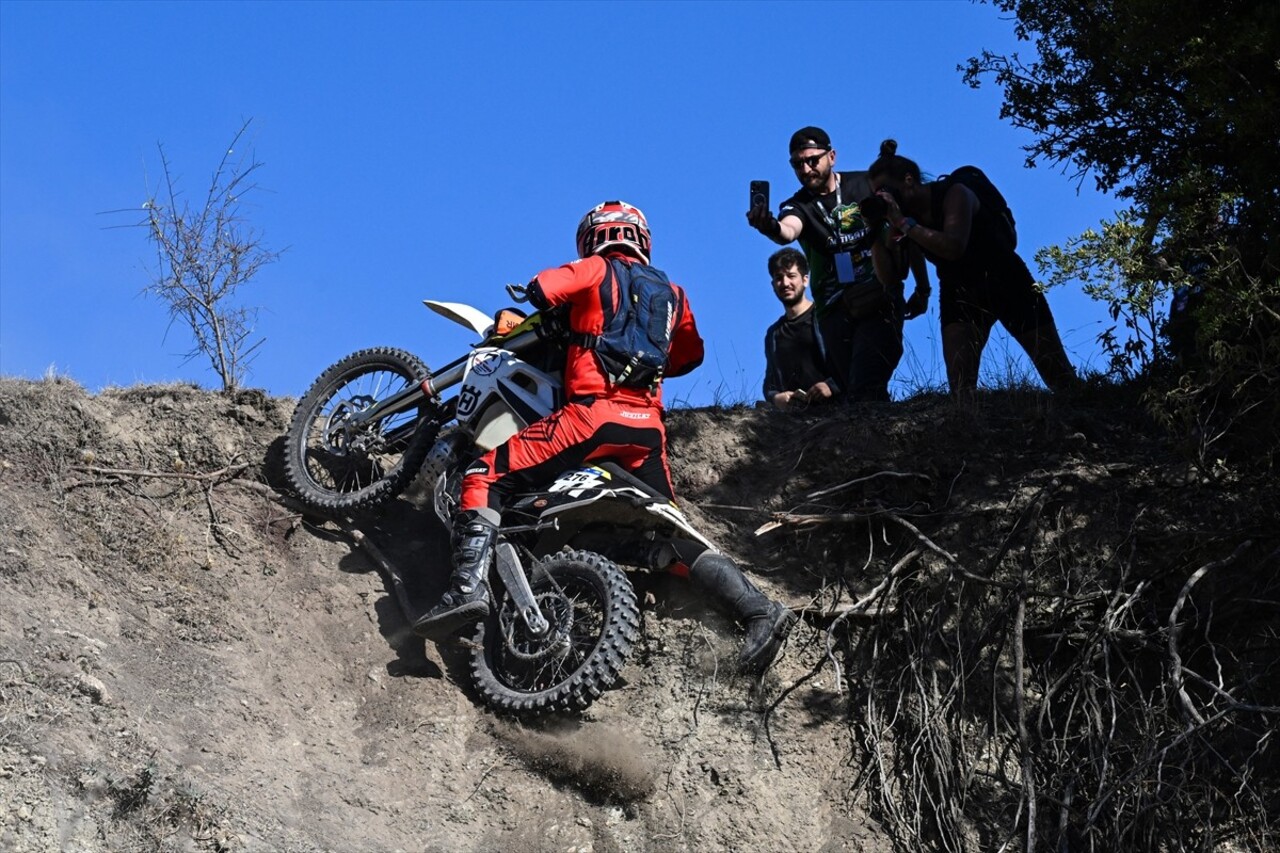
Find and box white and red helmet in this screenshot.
[575,200,652,265]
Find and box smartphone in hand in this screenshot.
[750,180,769,211]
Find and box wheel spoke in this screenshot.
[300,368,420,495]
[472,552,639,714]
[282,348,440,514]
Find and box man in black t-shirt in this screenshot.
[763,248,837,410]
[747,126,931,402]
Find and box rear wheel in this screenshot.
[470,550,639,716]
[282,347,441,514]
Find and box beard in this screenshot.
[804,165,832,192]
[778,290,806,308]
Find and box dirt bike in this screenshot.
[280,292,717,715]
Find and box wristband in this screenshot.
[896,217,917,234]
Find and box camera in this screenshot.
[859,189,900,228]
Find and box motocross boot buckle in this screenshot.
[413,513,497,642]
[412,584,490,642]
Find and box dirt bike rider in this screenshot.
[413,200,796,674]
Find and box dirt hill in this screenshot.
[1,377,1275,852]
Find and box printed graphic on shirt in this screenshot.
[779,172,879,313]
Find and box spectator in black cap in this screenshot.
[747,127,931,403]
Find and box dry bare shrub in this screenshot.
[775,475,1279,853]
[119,120,281,393]
[849,504,1269,845]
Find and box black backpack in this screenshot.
[943,165,1017,249]
[574,258,682,389]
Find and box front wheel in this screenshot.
[470,550,640,716]
[282,347,441,515]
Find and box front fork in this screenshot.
[491,519,560,638]
[494,541,549,637]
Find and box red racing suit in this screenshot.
[459,253,705,514]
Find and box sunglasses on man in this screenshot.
[789,151,829,170]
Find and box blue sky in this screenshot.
[1,0,1120,405]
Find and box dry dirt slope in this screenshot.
[0,377,1275,852]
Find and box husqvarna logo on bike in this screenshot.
[457,385,480,417]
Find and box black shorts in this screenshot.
[938,254,1055,335]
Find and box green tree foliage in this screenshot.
[965,1,1280,470]
[963,0,1279,263]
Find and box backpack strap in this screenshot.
[573,258,677,390]
[569,258,619,352]
[940,166,1016,249]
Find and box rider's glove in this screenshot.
[525,277,550,311]
[536,305,571,342]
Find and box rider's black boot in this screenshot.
[413,509,498,642]
[689,551,796,675]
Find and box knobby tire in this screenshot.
[470,550,640,716]
[282,347,440,515]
